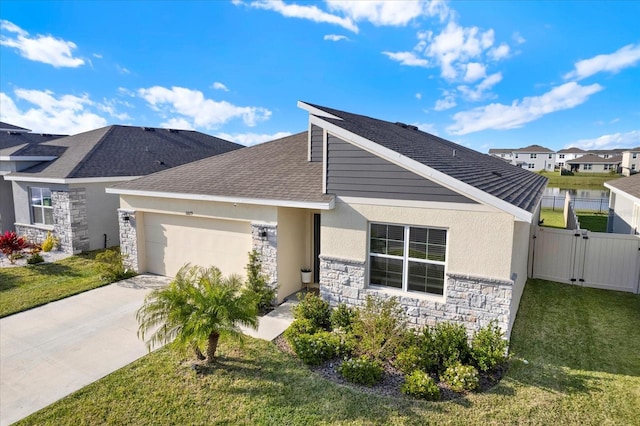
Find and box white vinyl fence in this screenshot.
[532,226,640,294]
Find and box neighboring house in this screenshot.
[488,148,515,162]
[586,149,626,159]
[605,174,640,235]
[0,122,67,232]
[3,125,242,253]
[556,147,586,169]
[109,102,547,338]
[620,147,640,176]
[513,145,555,171]
[565,154,622,173]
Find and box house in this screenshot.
[620,147,640,176]
[512,145,555,171]
[605,174,640,235]
[0,122,67,232]
[556,147,586,169]
[586,149,626,159]
[2,125,242,253]
[565,154,621,173]
[108,102,547,338]
[488,148,515,162]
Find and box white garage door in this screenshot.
[143,213,252,278]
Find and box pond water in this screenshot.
[543,187,609,198]
[542,187,610,212]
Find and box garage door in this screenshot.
[143,213,252,277]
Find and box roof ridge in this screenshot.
[66,125,116,178]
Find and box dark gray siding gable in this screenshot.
[310,124,323,162]
[326,135,476,203]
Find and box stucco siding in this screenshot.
[610,193,637,234]
[276,207,309,302]
[321,199,515,280]
[509,220,531,332]
[12,181,68,225]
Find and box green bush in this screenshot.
[339,356,384,386]
[293,292,331,330]
[288,331,341,365]
[27,252,44,264]
[432,322,471,371]
[284,318,318,342]
[245,250,277,314]
[395,345,423,374]
[440,362,479,392]
[401,370,440,400]
[95,249,136,282]
[41,231,59,252]
[471,321,508,372]
[352,295,407,361]
[330,303,358,332]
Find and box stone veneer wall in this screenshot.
[251,223,277,287]
[52,189,89,254]
[118,209,138,272]
[319,256,513,336]
[15,224,50,245]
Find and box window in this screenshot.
[30,187,53,225]
[528,163,535,169]
[584,164,592,170]
[558,162,564,167]
[604,154,609,159]
[604,164,611,171]
[548,154,553,159]
[515,153,519,158]
[530,153,537,159]
[559,154,565,159]
[369,223,446,296]
[632,164,636,170]
[500,154,505,157]
[633,153,638,159]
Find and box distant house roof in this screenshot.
[514,145,554,153]
[110,132,334,208]
[0,122,30,133]
[605,174,640,200]
[624,147,640,152]
[557,147,586,154]
[303,102,547,214]
[586,149,626,155]
[6,125,242,180]
[488,149,514,154]
[566,154,622,164]
[0,132,68,156]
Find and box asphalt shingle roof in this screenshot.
[0,132,67,156]
[113,132,333,204]
[606,174,640,199]
[514,145,555,153]
[307,103,548,213]
[8,125,242,179]
[557,147,586,154]
[566,154,622,164]
[488,148,514,154]
[0,122,30,132]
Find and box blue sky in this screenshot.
[1,1,639,152]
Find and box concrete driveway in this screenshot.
[0,274,171,426]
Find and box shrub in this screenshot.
[95,249,136,282]
[432,322,471,371]
[27,252,44,264]
[41,231,59,252]
[0,231,30,264]
[394,345,422,374]
[352,296,407,361]
[288,331,341,365]
[339,356,384,386]
[471,321,508,372]
[401,370,440,400]
[440,362,479,392]
[245,250,277,314]
[284,318,318,342]
[293,292,331,330]
[330,303,358,332]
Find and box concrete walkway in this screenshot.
[0,275,296,426]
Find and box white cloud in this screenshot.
[415,92,422,100]
[412,122,438,135]
[96,98,132,121]
[138,86,271,129]
[568,130,640,150]
[434,96,456,111]
[249,0,358,33]
[116,64,131,74]
[448,82,603,135]
[117,87,136,97]
[463,62,486,82]
[564,43,640,80]
[488,43,510,60]
[161,118,195,130]
[382,51,429,67]
[93,53,103,59]
[215,131,293,146]
[0,89,107,134]
[212,82,229,91]
[324,34,349,42]
[326,0,428,27]
[512,32,526,44]
[457,72,502,101]
[0,20,84,68]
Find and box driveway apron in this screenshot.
[0,275,170,426]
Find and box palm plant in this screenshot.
[137,264,259,363]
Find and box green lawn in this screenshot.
[0,250,111,318]
[539,171,621,189]
[539,208,608,232]
[17,279,640,425]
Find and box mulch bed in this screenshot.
[273,335,507,401]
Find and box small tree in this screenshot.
[137,264,259,363]
[245,250,277,314]
[0,231,30,264]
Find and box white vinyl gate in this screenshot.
[532,227,640,293]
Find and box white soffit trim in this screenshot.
[106,187,336,210]
[0,156,57,161]
[337,196,498,213]
[605,183,640,205]
[309,115,533,223]
[297,101,342,120]
[3,175,141,184]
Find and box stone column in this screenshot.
[118,209,138,272]
[52,189,89,254]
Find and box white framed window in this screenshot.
[558,162,564,167]
[515,153,519,158]
[548,154,553,159]
[632,164,636,170]
[530,153,537,159]
[584,164,592,170]
[369,223,447,296]
[633,153,637,159]
[500,154,505,157]
[559,154,565,159]
[30,187,53,225]
[528,163,535,169]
